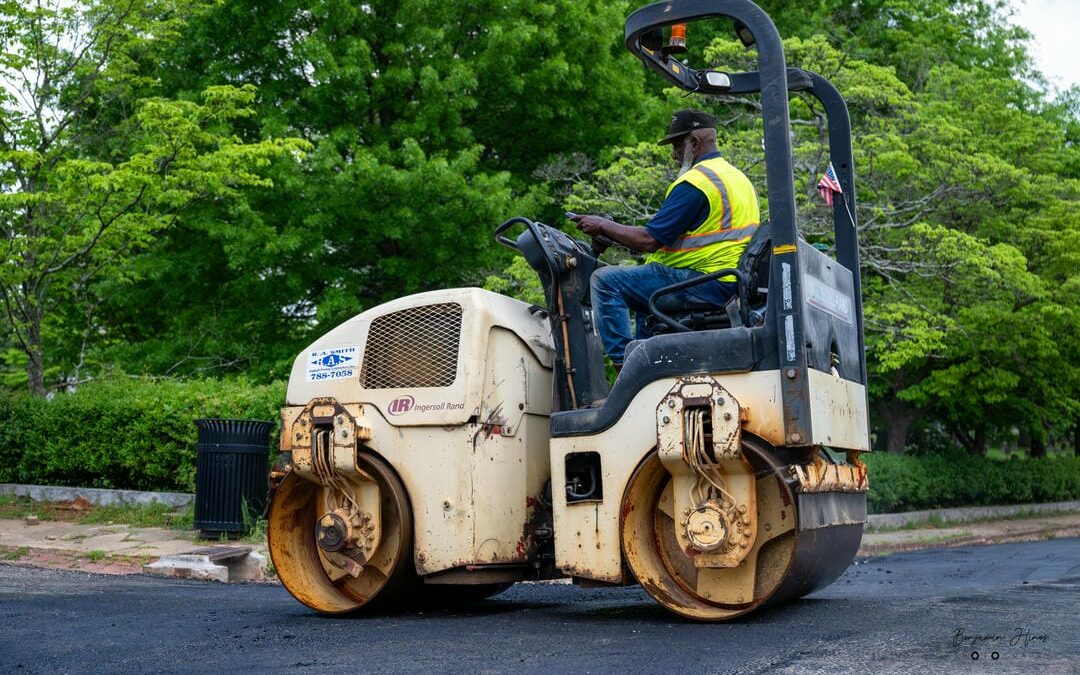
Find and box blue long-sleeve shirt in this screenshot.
[644,151,722,247]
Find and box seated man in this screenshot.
[570,109,761,370]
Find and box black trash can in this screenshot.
[194,418,274,537]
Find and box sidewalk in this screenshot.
[859,511,1080,555]
[1,497,1078,579]
[0,518,204,575]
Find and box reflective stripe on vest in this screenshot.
[646,156,760,276]
[666,223,759,251]
[695,164,733,230]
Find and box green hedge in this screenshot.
[0,377,285,492]
[863,452,1080,513]
[2,379,1078,512]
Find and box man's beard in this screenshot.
[677,143,695,177]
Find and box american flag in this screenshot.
[817,162,843,207]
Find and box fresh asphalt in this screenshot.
[1,538,1076,674]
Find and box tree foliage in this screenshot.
[562,24,1080,454]
[0,0,307,394]
[83,0,662,380]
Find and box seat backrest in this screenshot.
[738,220,771,307]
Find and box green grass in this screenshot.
[84,550,108,562]
[239,496,268,544]
[866,514,948,532]
[0,546,29,561]
[239,518,269,544]
[906,531,975,545]
[79,501,194,529]
[0,494,30,519]
[0,494,195,529]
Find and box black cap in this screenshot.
[657,109,717,145]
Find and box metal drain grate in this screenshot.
[360,303,463,389]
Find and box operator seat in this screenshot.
[645,221,772,335]
[550,223,774,438]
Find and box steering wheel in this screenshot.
[647,268,749,332]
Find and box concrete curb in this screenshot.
[867,500,1080,529]
[0,483,193,508]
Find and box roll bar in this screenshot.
[624,0,867,440]
[625,0,797,260]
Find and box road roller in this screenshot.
[267,0,871,620]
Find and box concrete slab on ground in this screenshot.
[0,515,271,579]
[0,517,198,558]
[143,545,267,582]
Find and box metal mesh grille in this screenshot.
[361,303,463,389]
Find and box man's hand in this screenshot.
[566,213,661,253]
[567,213,610,236]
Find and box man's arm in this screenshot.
[568,214,661,252]
[568,183,710,254]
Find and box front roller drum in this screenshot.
[621,437,863,621]
[267,453,414,613]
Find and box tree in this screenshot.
[757,0,1034,91]
[0,1,308,394]
[82,0,665,380]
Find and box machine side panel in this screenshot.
[807,368,870,451]
[315,326,553,576]
[360,411,477,575]
[550,371,787,583]
[798,241,861,383]
[470,328,553,564]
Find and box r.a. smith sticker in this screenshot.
[306,346,358,382]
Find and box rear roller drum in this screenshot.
[621,437,862,620]
[267,453,414,614]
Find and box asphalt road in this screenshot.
[1,539,1077,675]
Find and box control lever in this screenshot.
[565,211,616,256]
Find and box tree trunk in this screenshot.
[885,422,912,454]
[25,306,46,397]
[873,398,922,454]
[1029,434,1047,459]
[951,423,988,455]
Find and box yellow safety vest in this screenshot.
[645,156,760,281]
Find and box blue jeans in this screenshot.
[590,263,737,364]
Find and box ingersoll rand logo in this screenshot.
[388,395,415,416]
[387,395,466,415]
